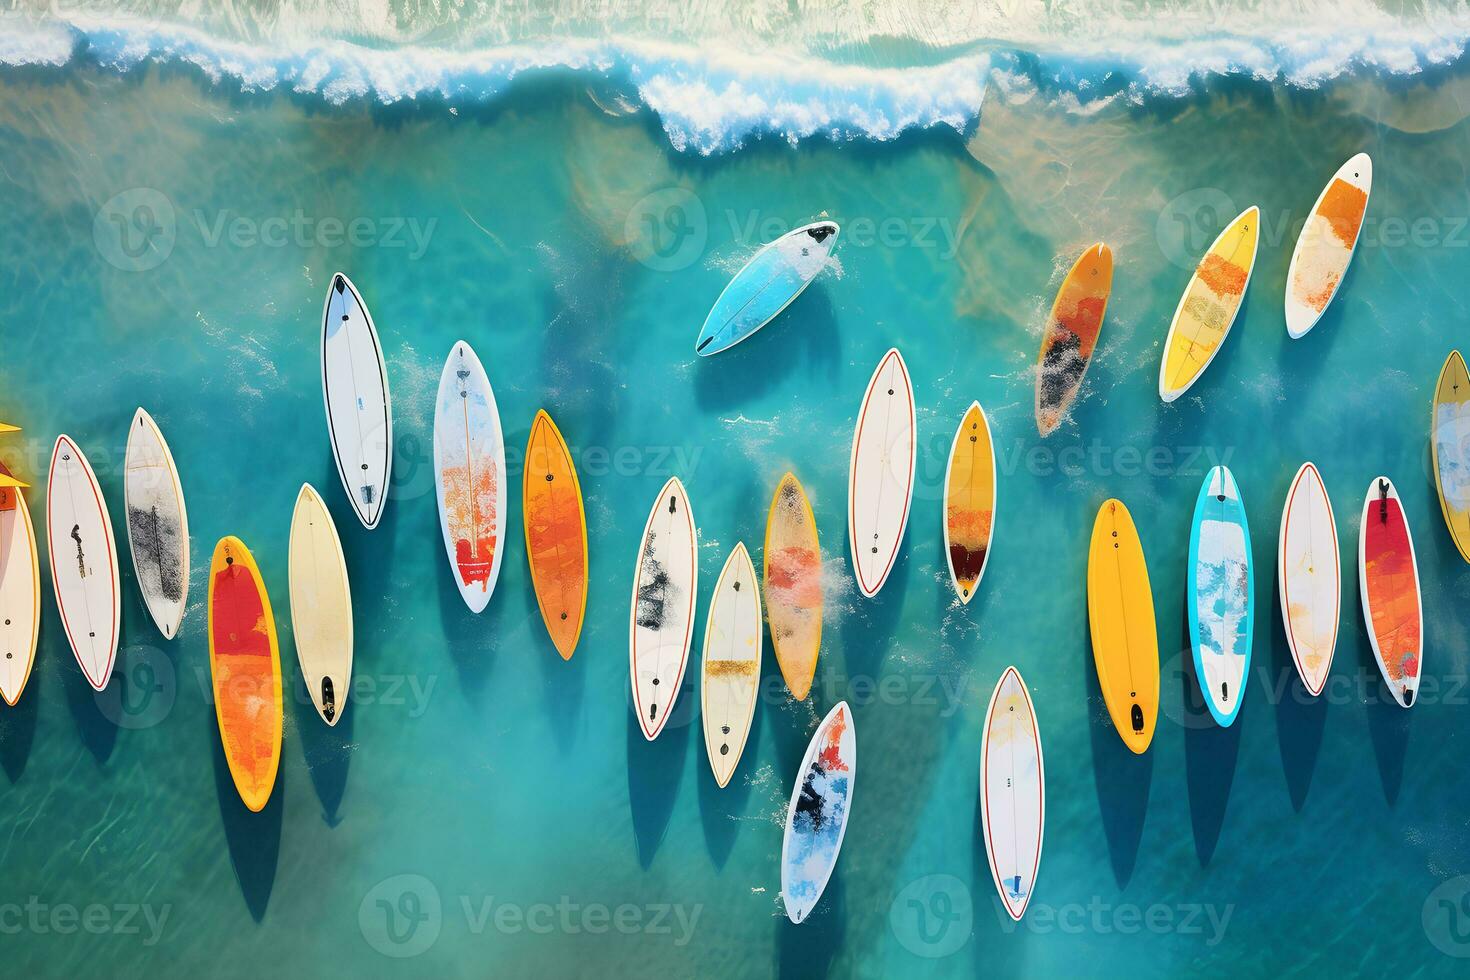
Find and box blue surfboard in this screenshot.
[1187,465,1253,727]
[695,221,838,356]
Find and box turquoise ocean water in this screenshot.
[5,1,1470,975]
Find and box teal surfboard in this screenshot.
[695,221,838,356]
[1187,465,1253,727]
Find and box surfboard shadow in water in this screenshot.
[208,708,282,922]
[436,539,498,699]
[64,656,120,766]
[836,532,909,682]
[528,564,586,757]
[1364,653,1410,806]
[1268,564,1328,812]
[1179,604,1243,866]
[775,872,844,980]
[0,672,39,781]
[696,675,761,869]
[1084,618,1153,887]
[692,283,840,414]
[624,682,692,869]
[291,674,352,826]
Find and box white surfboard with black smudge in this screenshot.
[629,477,698,741]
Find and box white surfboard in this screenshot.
[1278,462,1340,696]
[47,435,120,690]
[124,407,189,640]
[700,542,762,788]
[781,700,856,924]
[1285,153,1372,339]
[289,483,353,725]
[321,273,393,529]
[433,341,507,613]
[980,665,1044,921]
[0,473,40,705]
[848,348,916,598]
[630,477,697,741]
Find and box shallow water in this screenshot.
[3,4,1470,977]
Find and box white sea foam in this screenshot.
[4,5,1470,152]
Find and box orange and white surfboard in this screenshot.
[1286,154,1371,339]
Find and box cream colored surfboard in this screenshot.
[289,483,353,725]
[700,543,762,788]
[0,467,39,706]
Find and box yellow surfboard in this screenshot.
[764,472,822,701]
[523,410,589,660]
[1432,350,1470,562]
[943,402,995,603]
[1087,499,1159,753]
[1159,207,1259,402]
[208,536,283,812]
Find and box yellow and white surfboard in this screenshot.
[1159,207,1259,402]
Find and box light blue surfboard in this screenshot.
[1188,465,1253,727]
[695,221,838,356]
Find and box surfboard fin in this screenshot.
[1130,703,1144,732]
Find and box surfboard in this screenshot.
[781,700,855,924]
[1359,477,1422,708]
[1086,499,1159,753]
[1035,243,1113,435]
[943,401,996,604]
[848,348,915,598]
[523,409,588,659]
[630,477,697,741]
[1278,462,1340,696]
[1431,350,1470,562]
[124,407,189,640]
[980,666,1044,922]
[433,340,506,614]
[208,536,283,811]
[695,221,839,356]
[1286,153,1371,339]
[0,462,39,706]
[47,435,120,691]
[700,543,762,788]
[764,472,822,701]
[289,483,353,726]
[321,273,393,529]
[1158,206,1259,402]
[1188,466,1254,727]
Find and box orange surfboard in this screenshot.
[764,472,822,701]
[208,536,283,812]
[1358,478,1422,708]
[523,410,589,660]
[1036,243,1113,436]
